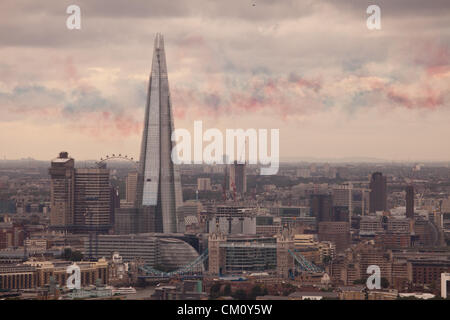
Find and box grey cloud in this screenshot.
[322,0,450,16]
[1,0,314,19]
[1,0,448,50]
[0,81,145,123]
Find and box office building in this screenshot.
[85,234,201,271]
[0,259,108,290]
[49,152,112,233]
[125,171,138,205]
[318,221,350,252]
[74,167,111,233]
[208,234,278,275]
[406,185,414,219]
[229,161,247,194]
[369,172,387,213]
[135,33,183,233]
[332,183,353,222]
[310,194,333,222]
[49,152,75,227]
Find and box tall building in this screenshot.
[223,155,230,192]
[369,172,387,213]
[406,185,414,219]
[310,194,333,222]
[229,161,247,194]
[332,183,353,223]
[125,171,138,205]
[49,152,75,227]
[49,152,112,233]
[135,33,183,233]
[110,186,120,226]
[74,167,111,233]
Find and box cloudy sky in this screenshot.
[0,0,449,162]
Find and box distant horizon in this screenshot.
[2,155,450,164]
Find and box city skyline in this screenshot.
[1,1,450,161]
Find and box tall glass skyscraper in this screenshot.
[369,172,387,213]
[136,33,183,233]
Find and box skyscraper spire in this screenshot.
[136,33,183,233]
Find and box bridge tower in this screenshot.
[276,226,295,279]
[208,229,227,276]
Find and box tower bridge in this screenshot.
[138,231,323,279]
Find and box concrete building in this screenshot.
[0,264,36,290]
[114,207,140,235]
[318,221,350,252]
[407,260,450,287]
[49,152,75,227]
[256,216,282,236]
[293,235,335,263]
[208,233,280,276]
[0,222,24,249]
[374,232,411,248]
[83,234,158,265]
[207,205,257,235]
[270,206,310,218]
[125,171,138,205]
[74,167,111,233]
[197,178,212,191]
[330,241,391,287]
[208,216,256,235]
[0,259,108,290]
[337,286,366,300]
[206,228,322,279]
[84,234,201,271]
[49,152,112,234]
[360,215,384,236]
[441,272,450,298]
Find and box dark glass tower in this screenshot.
[310,194,333,222]
[369,172,387,213]
[136,33,183,233]
[406,185,414,219]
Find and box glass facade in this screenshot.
[137,33,183,233]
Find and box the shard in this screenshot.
[136,33,183,233]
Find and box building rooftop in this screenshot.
[256,295,289,300]
[338,285,365,292]
[288,291,339,299]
